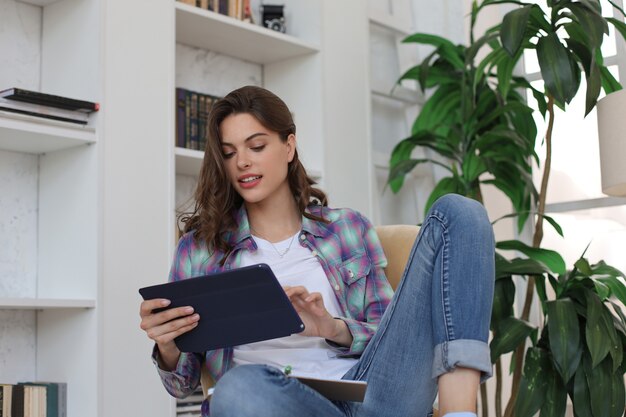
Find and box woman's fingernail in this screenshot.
[161,299,171,306]
[185,306,194,313]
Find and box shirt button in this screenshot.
[300,234,306,240]
[334,284,340,291]
[348,270,354,278]
[311,250,318,257]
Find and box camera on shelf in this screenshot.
[261,4,286,34]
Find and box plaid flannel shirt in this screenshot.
[153,204,393,400]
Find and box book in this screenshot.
[1,385,12,417]
[175,87,221,151]
[11,384,24,417]
[176,88,187,148]
[0,97,89,124]
[0,87,99,113]
[20,382,67,417]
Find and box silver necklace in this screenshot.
[250,227,298,258]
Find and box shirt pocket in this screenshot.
[339,253,371,286]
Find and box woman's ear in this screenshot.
[286,134,296,162]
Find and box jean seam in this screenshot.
[352,219,428,382]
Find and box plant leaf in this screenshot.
[539,361,567,417]
[496,240,566,275]
[608,17,626,45]
[387,158,453,193]
[536,32,580,104]
[584,63,602,116]
[501,5,534,56]
[584,354,614,417]
[572,366,593,417]
[492,276,516,328]
[547,299,582,383]
[610,366,626,417]
[600,65,622,94]
[462,151,487,183]
[543,214,564,237]
[585,291,612,367]
[569,4,608,50]
[514,347,549,417]
[402,33,465,69]
[495,256,552,278]
[491,316,536,363]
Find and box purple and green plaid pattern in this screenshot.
[154,205,393,398]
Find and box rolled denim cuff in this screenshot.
[432,339,493,383]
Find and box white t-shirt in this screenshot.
[232,232,358,379]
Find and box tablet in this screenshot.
[292,376,367,402]
[139,263,305,352]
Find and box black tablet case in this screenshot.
[139,264,305,352]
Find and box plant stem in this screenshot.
[503,96,555,417]
[495,358,502,417]
[481,383,489,417]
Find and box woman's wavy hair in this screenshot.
[179,85,328,257]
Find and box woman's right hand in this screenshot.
[139,299,200,370]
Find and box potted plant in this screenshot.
[388,1,626,416]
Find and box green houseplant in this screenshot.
[388,1,626,416]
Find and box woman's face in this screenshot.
[220,112,295,206]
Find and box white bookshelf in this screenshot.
[0,297,95,309]
[175,2,320,64]
[1,0,100,415]
[175,146,204,176]
[0,111,96,154]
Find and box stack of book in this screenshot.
[0,87,99,125]
[176,87,221,152]
[0,382,67,417]
[178,0,253,23]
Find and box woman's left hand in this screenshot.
[284,286,353,347]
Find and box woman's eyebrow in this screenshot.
[221,132,268,146]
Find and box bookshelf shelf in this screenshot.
[368,12,412,36]
[175,2,320,64]
[0,111,96,154]
[15,0,61,6]
[175,146,204,176]
[0,297,95,310]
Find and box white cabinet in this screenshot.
[0,0,101,416]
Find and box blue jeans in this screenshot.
[210,194,495,417]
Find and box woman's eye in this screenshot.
[251,145,265,152]
[222,152,235,159]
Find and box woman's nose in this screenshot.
[237,156,251,169]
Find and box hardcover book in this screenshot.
[0,97,89,124]
[0,87,99,112]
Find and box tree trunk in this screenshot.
[503,96,555,417]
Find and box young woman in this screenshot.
[139,86,495,417]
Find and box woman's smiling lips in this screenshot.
[238,174,262,189]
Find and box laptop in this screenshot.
[139,263,305,352]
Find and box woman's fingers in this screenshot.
[139,298,170,317]
[145,313,200,345]
[139,298,200,345]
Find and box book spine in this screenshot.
[218,0,228,15]
[0,98,89,121]
[190,92,199,150]
[198,94,206,152]
[185,91,191,149]
[176,88,187,148]
[11,384,24,417]
[0,107,89,125]
[0,88,98,112]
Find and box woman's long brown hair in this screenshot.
[178,86,328,258]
